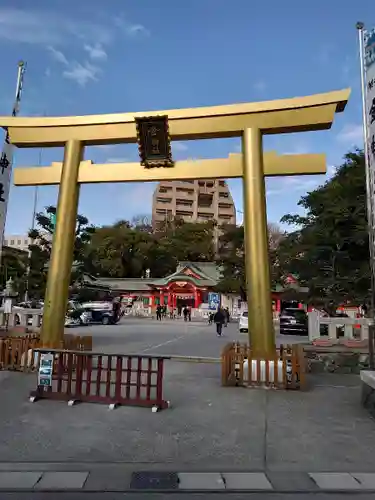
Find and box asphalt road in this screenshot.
[66,317,306,358]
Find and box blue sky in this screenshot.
[0,0,372,234]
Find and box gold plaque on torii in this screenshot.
[135,115,174,168]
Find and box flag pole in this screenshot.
[357,22,375,368]
[0,61,26,274]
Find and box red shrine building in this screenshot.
[82,262,307,315]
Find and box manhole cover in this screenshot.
[130,471,178,489]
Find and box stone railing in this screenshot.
[308,311,372,342]
[0,308,43,331]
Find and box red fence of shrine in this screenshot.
[30,349,171,411]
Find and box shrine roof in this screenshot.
[151,261,221,287]
[80,262,222,292]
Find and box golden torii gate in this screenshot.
[0,88,349,358]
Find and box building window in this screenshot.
[4,240,7,246]
[156,209,172,215]
[24,240,28,245]
[156,197,171,203]
[159,186,171,193]
[17,240,21,245]
[219,180,225,187]
[219,192,229,198]
[10,240,14,245]
[198,213,212,220]
[176,210,192,217]
[176,187,194,193]
[176,199,193,206]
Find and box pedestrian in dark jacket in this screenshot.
[213,308,225,336]
[224,307,230,327]
[156,305,162,321]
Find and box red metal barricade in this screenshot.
[30,349,170,411]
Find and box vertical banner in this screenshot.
[365,29,375,167]
[0,62,26,257]
[364,29,375,279]
[208,292,220,310]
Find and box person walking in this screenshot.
[224,307,230,327]
[112,298,121,323]
[156,304,162,321]
[213,307,225,336]
[183,306,189,322]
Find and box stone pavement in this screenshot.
[0,320,374,493]
[0,467,375,492]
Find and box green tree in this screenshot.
[0,246,28,297]
[278,149,370,309]
[216,222,285,297]
[158,219,216,263]
[85,222,156,278]
[28,205,96,296]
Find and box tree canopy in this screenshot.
[277,149,370,308]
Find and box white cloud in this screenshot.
[0,7,150,46]
[172,142,189,152]
[267,176,320,197]
[126,24,150,37]
[114,16,150,37]
[1,7,150,89]
[0,7,111,45]
[47,46,68,65]
[336,124,363,145]
[84,43,107,61]
[63,62,100,87]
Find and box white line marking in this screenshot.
[141,334,188,353]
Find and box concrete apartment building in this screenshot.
[152,179,236,228]
[4,235,31,252]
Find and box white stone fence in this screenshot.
[308,310,373,342]
[0,307,43,330]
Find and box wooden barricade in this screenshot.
[221,342,306,390]
[30,349,171,411]
[0,334,93,372]
[62,334,93,351]
[0,335,41,371]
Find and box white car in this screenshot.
[239,311,248,333]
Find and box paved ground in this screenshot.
[1,494,375,499]
[0,318,374,493]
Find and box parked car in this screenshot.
[239,311,248,333]
[84,308,119,326]
[279,308,308,335]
